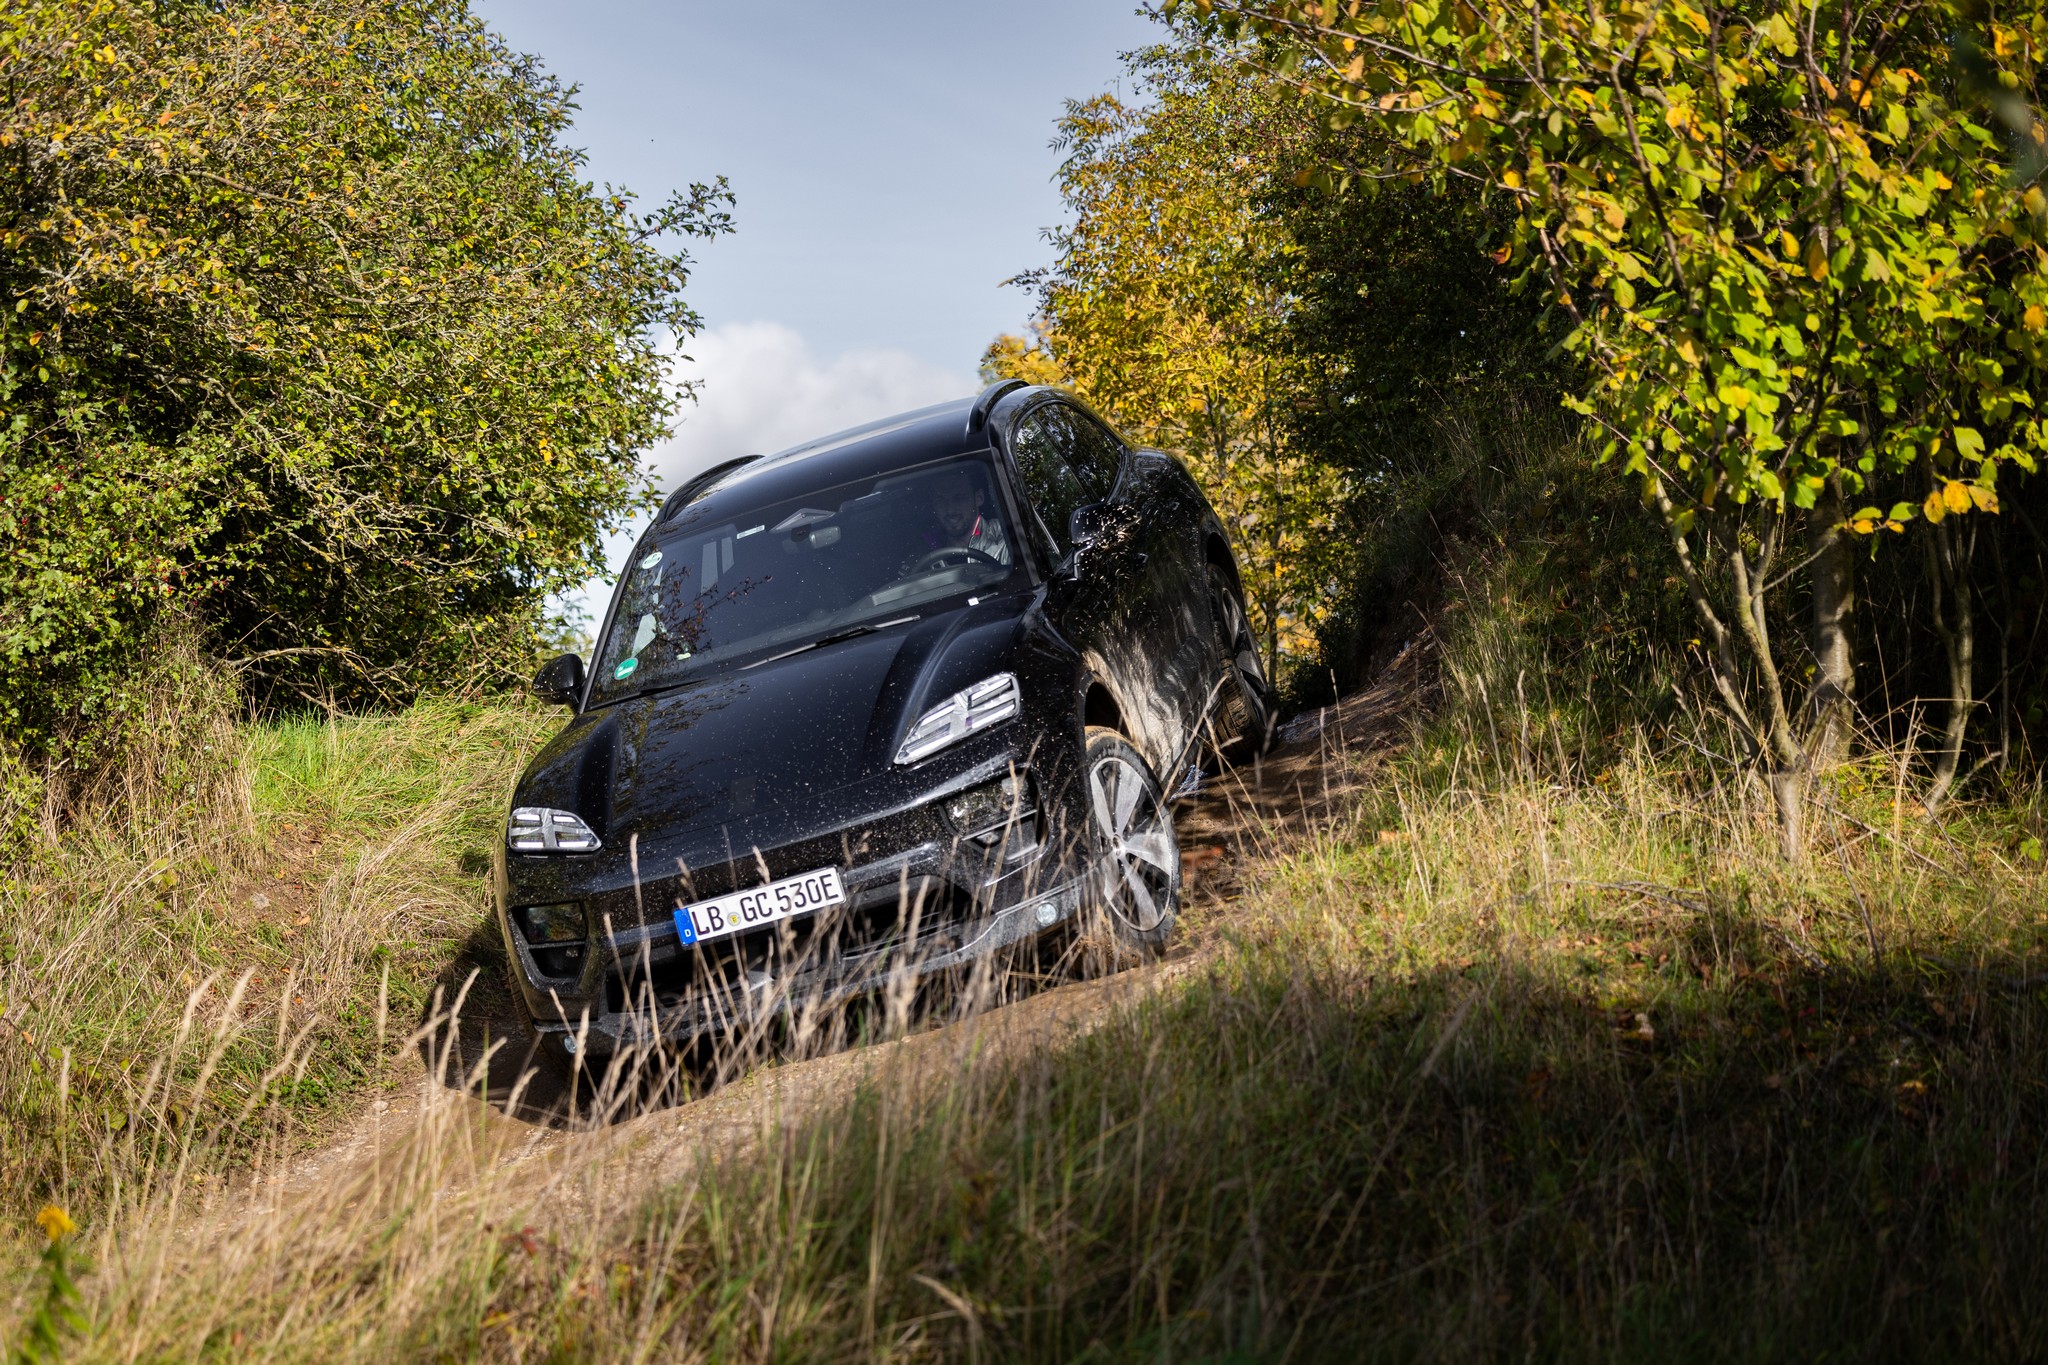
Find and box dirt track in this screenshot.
[227,635,1429,1221]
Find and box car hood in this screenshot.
[514,600,1027,847]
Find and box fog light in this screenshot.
[945,773,1033,836]
[515,902,587,980]
[1034,901,1058,927]
[514,902,586,943]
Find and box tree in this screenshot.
[1261,118,1573,689]
[0,0,730,761]
[979,321,1071,389]
[1267,124,1563,485]
[1192,0,2047,853]
[1004,42,1351,668]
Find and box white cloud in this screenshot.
[651,321,977,488]
[552,323,979,637]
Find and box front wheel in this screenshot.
[1083,727,1181,952]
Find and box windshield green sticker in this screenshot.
[613,656,639,681]
[637,550,662,570]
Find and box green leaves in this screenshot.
[0,0,731,756]
[1193,0,2046,537]
[1176,0,2048,831]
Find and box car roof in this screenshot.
[654,390,1046,536]
[756,395,979,470]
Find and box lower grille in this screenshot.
[606,877,975,1015]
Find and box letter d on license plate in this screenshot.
[674,866,847,948]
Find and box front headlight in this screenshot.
[895,673,1021,765]
[506,807,602,854]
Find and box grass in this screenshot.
[5,698,2040,1360]
[515,774,2044,1360]
[0,684,556,1237]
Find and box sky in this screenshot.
[473,0,1164,626]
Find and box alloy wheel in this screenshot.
[1088,750,1177,934]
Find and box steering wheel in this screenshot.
[907,545,1003,575]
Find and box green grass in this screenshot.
[441,763,2042,1362]
[0,692,556,1231]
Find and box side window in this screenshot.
[1069,411,1127,496]
[1011,405,1101,557]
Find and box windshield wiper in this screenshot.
[741,615,921,669]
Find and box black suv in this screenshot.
[495,382,1275,1062]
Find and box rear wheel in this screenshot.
[1084,727,1180,952]
[1207,564,1275,761]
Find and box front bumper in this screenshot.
[537,867,1092,1058]
[497,753,1094,1056]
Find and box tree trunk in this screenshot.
[1646,482,1808,861]
[1767,761,1808,864]
[1991,523,2012,775]
[1923,511,1976,814]
[1807,485,1856,766]
[1264,424,1283,670]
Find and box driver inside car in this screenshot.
[915,467,1011,567]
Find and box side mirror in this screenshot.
[1068,502,1113,546]
[532,653,586,709]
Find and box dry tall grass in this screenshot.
[0,675,555,1260]
[5,689,2041,1360]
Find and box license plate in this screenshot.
[674,866,846,948]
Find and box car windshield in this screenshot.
[588,454,1025,703]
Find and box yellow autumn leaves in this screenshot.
[1921,479,1998,524]
[1023,54,1350,663]
[1844,480,1998,534]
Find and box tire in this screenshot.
[1207,564,1276,762]
[1083,726,1181,952]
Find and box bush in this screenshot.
[0,0,730,762]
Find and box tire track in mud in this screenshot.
[221,636,1430,1226]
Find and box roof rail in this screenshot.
[657,455,762,524]
[966,379,1028,433]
